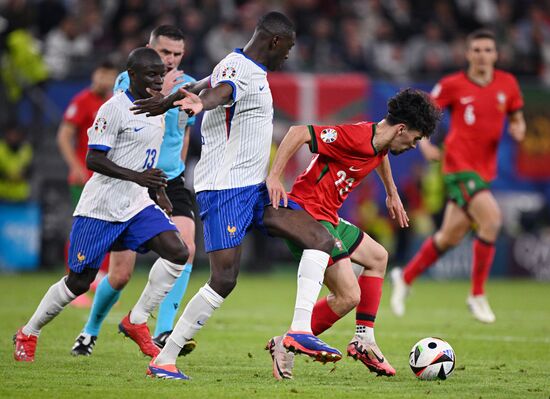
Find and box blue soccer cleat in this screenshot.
[282,331,342,363]
[146,358,190,380]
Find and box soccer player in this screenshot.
[132,12,343,380]
[71,25,198,358]
[265,88,441,379]
[13,47,189,362]
[57,60,118,307]
[390,29,526,323]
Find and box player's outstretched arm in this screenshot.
[130,89,186,116]
[57,121,88,184]
[508,110,526,142]
[86,149,167,189]
[375,155,409,228]
[266,125,311,209]
[418,138,441,161]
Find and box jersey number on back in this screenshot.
[335,170,355,196]
[143,149,157,169]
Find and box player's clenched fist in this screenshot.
[134,168,168,189]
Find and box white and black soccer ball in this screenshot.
[409,337,455,380]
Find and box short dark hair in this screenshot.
[150,25,185,43]
[257,11,295,37]
[386,88,441,137]
[127,47,161,70]
[466,29,496,45]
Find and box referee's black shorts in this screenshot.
[148,172,196,220]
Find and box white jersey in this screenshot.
[194,48,273,192]
[74,91,165,222]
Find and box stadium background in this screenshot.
[0,0,549,280]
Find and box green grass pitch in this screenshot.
[1,270,549,398]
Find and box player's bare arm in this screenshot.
[156,186,173,215]
[375,155,409,228]
[86,149,167,189]
[418,138,441,161]
[508,110,526,142]
[266,125,310,209]
[176,82,233,113]
[56,121,88,184]
[183,75,211,94]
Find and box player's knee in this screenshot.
[165,241,189,265]
[185,242,196,263]
[435,231,460,250]
[108,269,132,290]
[65,269,97,296]
[371,244,388,273]
[336,286,360,312]
[210,274,237,298]
[313,228,335,254]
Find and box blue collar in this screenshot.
[125,89,135,102]
[233,48,267,71]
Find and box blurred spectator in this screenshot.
[204,19,247,65]
[0,124,33,202]
[43,15,93,79]
[407,23,451,76]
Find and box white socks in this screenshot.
[355,324,376,344]
[155,283,223,365]
[130,258,183,324]
[290,249,330,332]
[23,277,76,336]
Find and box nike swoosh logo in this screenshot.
[460,96,475,104]
[349,166,362,172]
[134,126,146,132]
[371,349,385,363]
[197,320,205,326]
[259,85,265,91]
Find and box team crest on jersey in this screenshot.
[94,117,107,133]
[221,66,237,79]
[320,128,338,143]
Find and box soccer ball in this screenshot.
[409,337,455,380]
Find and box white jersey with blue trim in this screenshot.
[194,48,273,192]
[114,70,197,180]
[74,91,165,222]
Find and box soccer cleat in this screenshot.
[467,295,496,323]
[282,331,342,363]
[71,332,97,356]
[347,335,396,376]
[390,267,409,317]
[13,328,38,362]
[118,313,160,357]
[266,336,295,380]
[152,330,197,357]
[147,358,190,380]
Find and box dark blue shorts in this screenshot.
[68,205,177,272]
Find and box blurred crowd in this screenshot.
[1,0,550,83]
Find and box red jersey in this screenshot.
[289,122,387,225]
[432,70,523,181]
[62,88,110,184]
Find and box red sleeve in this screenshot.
[430,78,453,109]
[63,96,86,126]
[507,75,524,113]
[308,123,372,159]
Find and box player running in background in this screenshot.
[132,12,343,380]
[56,61,118,307]
[14,48,189,362]
[390,29,526,323]
[265,88,441,379]
[71,25,198,359]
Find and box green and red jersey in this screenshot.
[289,122,387,225]
[432,70,523,182]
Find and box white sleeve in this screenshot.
[87,102,123,152]
[210,59,251,107]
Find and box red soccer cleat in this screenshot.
[347,336,396,376]
[118,313,159,358]
[13,328,38,362]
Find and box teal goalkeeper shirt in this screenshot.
[113,71,196,180]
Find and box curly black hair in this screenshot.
[386,88,441,138]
